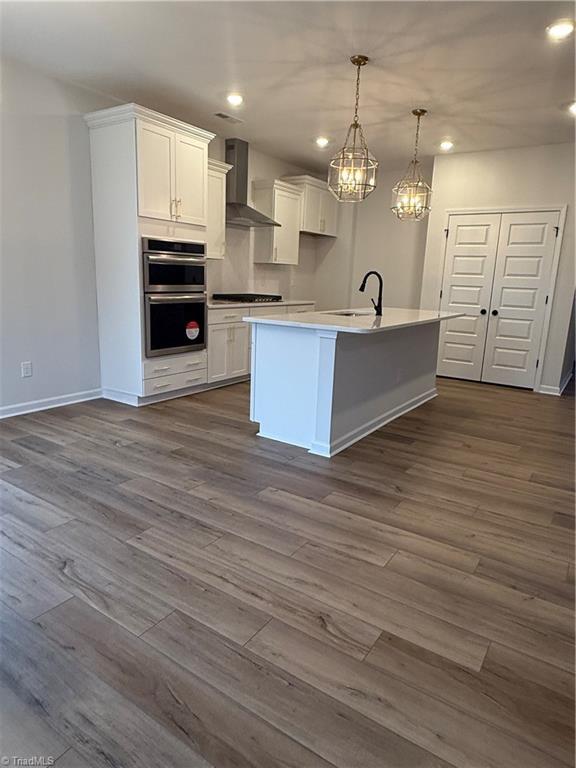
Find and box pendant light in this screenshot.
[391,108,432,220]
[328,55,378,202]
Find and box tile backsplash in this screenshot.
[207,227,318,300]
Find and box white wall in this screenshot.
[0,58,117,413]
[206,144,320,301]
[420,143,575,390]
[348,163,431,310]
[0,59,332,414]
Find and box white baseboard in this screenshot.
[102,376,250,407]
[538,371,573,397]
[260,389,438,458]
[0,389,102,419]
[319,388,437,457]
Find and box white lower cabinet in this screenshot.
[143,369,207,396]
[208,323,250,383]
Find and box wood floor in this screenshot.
[0,377,574,768]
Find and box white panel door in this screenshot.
[136,121,174,221]
[437,214,501,380]
[301,184,323,233]
[481,211,559,388]
[321,190,339,237]
[174,132,208,226]
[207,325,229,382]
[228,324,250,377]
[273,188,301,264]
[207,168,226,259]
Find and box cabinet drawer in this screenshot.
[143,369,207,396]
[249,306,287,317]
[290,304,315,314]
[143,351,207,380]
[208,308,247,325]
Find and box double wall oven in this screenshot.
[142,237,207,358]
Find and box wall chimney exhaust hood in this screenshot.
[225,138,280,228]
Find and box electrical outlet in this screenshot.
[21,361,32,378]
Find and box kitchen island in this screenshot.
[244,307,462,457]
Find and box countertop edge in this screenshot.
[243,311,463,334]
[208,300,315,310]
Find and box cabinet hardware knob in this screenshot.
[480,309,487,315]
[491,309,499,316]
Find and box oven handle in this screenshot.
[145,254,206,264]
[147,294,206,303]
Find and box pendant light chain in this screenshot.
[353,61,362,125]
[413,113,421,164]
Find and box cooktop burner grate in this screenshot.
[212,293,283,303]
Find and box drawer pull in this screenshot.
[224,314,238,319]
[153,366,171,372]
[153,382,171,390]
[186,376,201,384]
[185,361,201,367]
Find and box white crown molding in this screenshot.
[208,158,233,174]
[253,178,303,196]
[282,174,328,190]
[84,103,216,143]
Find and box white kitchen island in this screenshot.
[245,307,462,457]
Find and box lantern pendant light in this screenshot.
[328,55,378,202]
[391,108,432,221]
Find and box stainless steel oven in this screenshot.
[143,237,207,358]
[145,294,207,357]
[143,237,206,293]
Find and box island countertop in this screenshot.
[243,307,463,334]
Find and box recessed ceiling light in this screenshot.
[569,101,576,116]
[546,19,574,40]
[440,139,454,152]
[226,93,243,107]
[315,136,330,148]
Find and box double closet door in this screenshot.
[437,210,559,388]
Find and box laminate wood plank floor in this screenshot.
[0,378,573,768]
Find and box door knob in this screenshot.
[480,309,487,315]
[491,309,499,316]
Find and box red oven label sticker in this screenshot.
[185,321,200,340]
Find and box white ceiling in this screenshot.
[2,1,574,171]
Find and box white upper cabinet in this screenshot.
[207,159,232,259]
[90,105,215,226]
[174,133,208,225]
[136,121,175,221]
[253,180,303,265]
[282,175,339,237]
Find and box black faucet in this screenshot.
[359,271,384,316]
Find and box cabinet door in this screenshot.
[207,325,229,382]
[320,190,339,237]
[481,211,559,389]
[301,185,323,233]
[437,214,500,381]
[136,121,174,221]
[207,169,226,259]
[273,189,301,265]
[174,132,208,226]
[228,323,250,377]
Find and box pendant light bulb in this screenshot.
[328,55,378,202]
[391,108,432,221]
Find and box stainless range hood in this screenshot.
[225,138,280,228]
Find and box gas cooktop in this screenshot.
[212,293,282,303]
